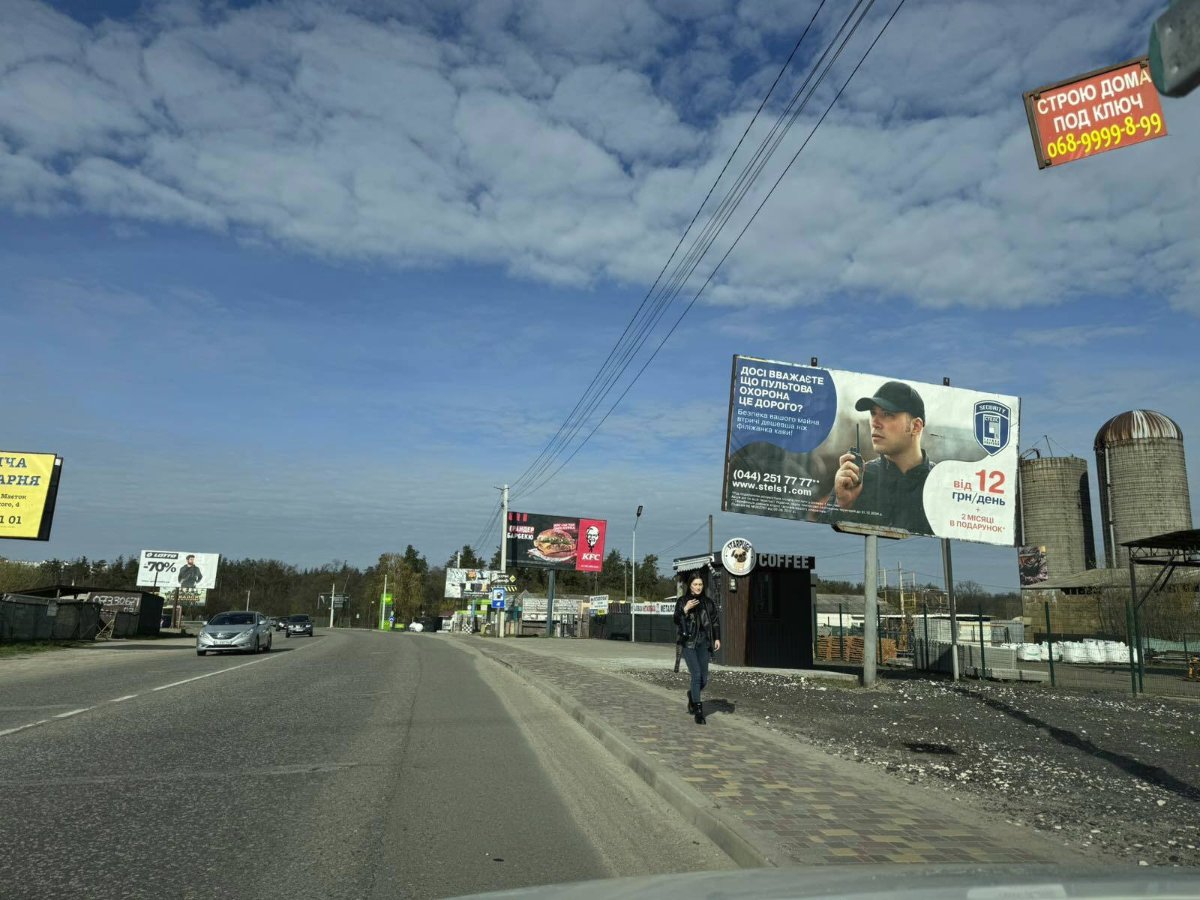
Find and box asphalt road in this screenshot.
[0,631,730,899]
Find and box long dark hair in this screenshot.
[683,570,708,598]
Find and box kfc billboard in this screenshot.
[722,356,1021,546]
[507,512,607,571]
[1023,57,1166,170]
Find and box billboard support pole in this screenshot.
[546,570,556,638]
[862,535,878,687]
[942,539,960,681]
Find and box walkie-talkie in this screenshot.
[849,424,864,487]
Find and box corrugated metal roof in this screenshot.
[1093,409,1184,448]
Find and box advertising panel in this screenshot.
[1023,57,1166,169]
[443,568,516,600]
[87,591,144,613]
[506,512,608,572]
[0,451,62,541]
[1018,545,1050,587]
[722,356,1021,546]
[137,550,221,591]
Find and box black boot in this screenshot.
[694,702,705,725]
[687,690,696,714]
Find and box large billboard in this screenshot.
[507,512,607,572]
[443,568,516,600]
[722,356,1021,546]
[0,451,63,541]
[1023,57,1166,170]
[137,550,221,591]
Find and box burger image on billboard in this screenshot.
[532,527,577,562]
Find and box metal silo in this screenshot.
[1094,410,1192,568]
[1017,454,1097,579]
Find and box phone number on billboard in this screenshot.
[730,469,817,496]
[1045,114,1163,160]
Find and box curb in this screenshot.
[474,646,774,870]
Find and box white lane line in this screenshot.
[151,654,275,691]
[51,708,92,719]
[1,643,305,739]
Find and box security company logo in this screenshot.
[721,537,756,577]
[973,401,1011,457]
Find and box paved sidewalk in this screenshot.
[456,635,1081,869]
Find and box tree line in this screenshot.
[0,545,679,627]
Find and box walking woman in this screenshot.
[674,572,721,725]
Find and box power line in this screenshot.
[518,0,904,500]
[657,519,711,558]
[508,1,836,498]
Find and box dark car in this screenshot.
[285,614,314,638]
[273,617,287,632]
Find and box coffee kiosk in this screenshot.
[674,539,816,669]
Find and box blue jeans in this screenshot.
[681,644,711,704]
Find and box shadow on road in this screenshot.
[704,698,737,717]
[952,685,1200,804]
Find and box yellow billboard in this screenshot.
[0,451,62,540]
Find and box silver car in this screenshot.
[196,611,273,656]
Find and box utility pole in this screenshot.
[631,505,643,644]
[708,514,713,557]
[496,484,508,638]
[245,589,250,611]
[380,572,388,631]
[330,580,335,629]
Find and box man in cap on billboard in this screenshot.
[824,381,933,535]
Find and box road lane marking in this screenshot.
[1,642,312,739]
[151,654,275,691]
[51,708,91,719]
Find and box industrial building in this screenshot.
[1019,409,1195,640]
[1094,410,1193,569]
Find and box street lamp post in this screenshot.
[631,504,643,644]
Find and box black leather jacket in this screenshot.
[673,593,720,649]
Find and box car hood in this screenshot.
[201,624,255,636]
[286,621,311,628]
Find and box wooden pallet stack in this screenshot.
[817,636,897,663]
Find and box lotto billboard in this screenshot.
[137,550,221,591]
[722,356,1021,546]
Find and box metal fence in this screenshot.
[0,594,102,642]
[898,599,1200,701]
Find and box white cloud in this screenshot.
[0,0,1196,317]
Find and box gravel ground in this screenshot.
[628,667,1200,868]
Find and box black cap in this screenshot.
[855,381,925,420]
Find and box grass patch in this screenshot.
[0,641,78,658]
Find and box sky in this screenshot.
[2,0,1198,594]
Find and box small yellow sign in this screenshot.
[0,451,60,540]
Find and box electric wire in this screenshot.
[657,519,711,558]
[507,1,833,498]
[518,0,903,500]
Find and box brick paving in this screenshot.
[465,636,1073,868]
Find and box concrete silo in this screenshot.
[1017,454,1097,579]
[1094,410,1192,568]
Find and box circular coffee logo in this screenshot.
[721,537,756,576]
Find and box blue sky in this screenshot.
[2,0,1197,593]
